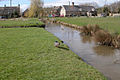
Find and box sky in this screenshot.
[0,0,119,11]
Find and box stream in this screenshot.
[45,22,120,80]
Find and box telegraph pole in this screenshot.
[69,1,70,6]
[10,0,12,6]
[104,0,107,6]
[42,0,44,7]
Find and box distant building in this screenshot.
[22,9,29,17]
[60,2,97,17]
[52,6,62,16]
[0,4,20,18]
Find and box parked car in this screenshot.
[54,15,59,17]
[101,13,107,17]
[0,16,6,19]
[60,15,64,17]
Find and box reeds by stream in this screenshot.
[80,24,120,49]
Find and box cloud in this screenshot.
[20,4,29,12]
[44,0,117,7]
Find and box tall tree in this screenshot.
[29,0,43,17]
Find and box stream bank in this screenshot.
[45,22,120,80]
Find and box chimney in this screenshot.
[4,4,6,7]
[10,0,12,6]
[18,4,20,7]
[69,1,70,6]
[72,2,74,7]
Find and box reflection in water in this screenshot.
[61,25,64,30]
[114,50,120,63]
[80,34,92,43]
[93,45,115,56]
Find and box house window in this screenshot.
[92,8,95,11]
[79,8,82,11]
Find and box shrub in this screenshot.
[94,30,112,46]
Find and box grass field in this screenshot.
[0,28,106,80]
[56,17,120,34]
[0,18,44,28]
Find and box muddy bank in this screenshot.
[0,24,45,28]
[42,18,82,30]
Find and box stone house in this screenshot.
[0,5,20,18]
[60,2,97,17]
[48,6,62,17]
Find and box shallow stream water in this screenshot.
[45,23,120,80]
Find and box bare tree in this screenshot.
[29,0,44,17]
[80,2,99,8]
[107,1,120,13]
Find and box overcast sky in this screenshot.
[0,0,119,11]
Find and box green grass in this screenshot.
[56,17,120,34]
[0,18,44,28]
[0,28,106,80]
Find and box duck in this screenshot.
[61,41,64,43]
[54,41,60,47]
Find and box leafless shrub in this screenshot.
[80,24,101,36]
[91,24,101,35]
[94,30,112,46]
[86,24,93,35]
[80,26,89,35]
[112,35,120,48]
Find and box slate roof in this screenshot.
[63,5,95,12]
[63,5,80,12]
[79,5,95,12]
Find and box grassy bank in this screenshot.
[0,28,106,80]
[0,18,44,28]
[56,17,120,34]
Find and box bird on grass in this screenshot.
[54,41,60,47]
[54,41,64,47]
[61,41,64,43]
